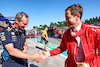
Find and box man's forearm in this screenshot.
[8,48,32,60]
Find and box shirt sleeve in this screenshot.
[1,30,13,46]
[49,32,67,56]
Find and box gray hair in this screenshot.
[15,12,28,22]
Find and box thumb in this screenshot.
[36,50,40,54]
[42,50,46,55]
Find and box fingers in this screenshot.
[40,54,47,59]
[36,50,40,54]
[24,41,27,46]
[42,50,45,54]
[42,50,47,55]
[37,56,45,63]
[76,62,84,67]
[37,61,39,63]
[42,50,44,53]
[32,50,47,63]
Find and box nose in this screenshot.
[65,17,68,22]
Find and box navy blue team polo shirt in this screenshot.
[0,24,28,67]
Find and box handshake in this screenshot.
[32,50,48,63]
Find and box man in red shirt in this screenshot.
[41,4,100,67]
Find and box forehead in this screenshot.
[65,9,71,16]
[21,15,29,23]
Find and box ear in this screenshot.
[15,19,19,24]
[76,13,81,21]
[76,13,81,19]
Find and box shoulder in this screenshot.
[85,24,99,28]
[1,24,13,32]
[63,27,70,37]
[43,30,45,32]
[0,25,13,37]
[0,27,9,37]
[64,27,70,33]
[85,24,100,29]
[85,24,100,32]
[43,30,46,33]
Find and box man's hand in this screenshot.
[40,51,47,59]
[23,42,28,53]
[76,62,84,67]
[32,50,45,63]
[23,45,28,53]
[45,38,48,41]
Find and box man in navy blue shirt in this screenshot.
[0,12,44,67]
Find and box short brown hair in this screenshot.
[65,4,83,19]
[15,12,28,22]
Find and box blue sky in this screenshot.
[0,0,100,30]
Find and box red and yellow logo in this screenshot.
[7,27,11,32]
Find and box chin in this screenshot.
[68,25,74,28]
[68,25,72,27]
[22,29,25,30]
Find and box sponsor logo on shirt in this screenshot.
[7,27,11,32]
[11,36,17,42]
[11,32,15,35]
[0,32,6,41]
[1,36,6,41]
[0,32,4,36]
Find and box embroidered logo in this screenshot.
[7,27,11,32]
[1,36,6,41]
[11,32,15,35]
